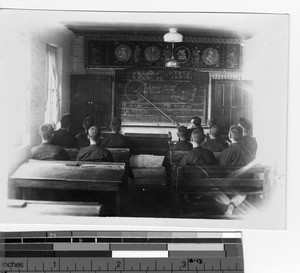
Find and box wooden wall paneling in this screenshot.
[70,75,113,134]
[211,80,253,132]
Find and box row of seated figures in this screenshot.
[8,133,270,218]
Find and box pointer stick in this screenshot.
[137,91,179,127]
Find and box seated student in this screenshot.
[219,125,255,166]
[186,116,203,142]
[100,117,126,148]
[162,126,193,170]
[217,125,255,215]
[75,116,94,147]
[76,126,114,162]
[31,124,70,160]
[238,117,258,157]
[51,113,77,148]
[201,125,228,152]
[179,128,216,166]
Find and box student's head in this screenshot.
[87,126,100,142]
[110,117,121,133]
[83,116,94,132]
[60,113,72,130]
[191,128,205,147]
[189,116,202,128]
[40,124,54,142]
[228,125,243,143]
[177,126,187,140]
[238,117,252,135]
[209,125,220,139]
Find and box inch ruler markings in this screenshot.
[0,231,243,273]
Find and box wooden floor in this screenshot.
[123,186,228,218]
[14,185,227,218]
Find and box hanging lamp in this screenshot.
[163,28,183,67]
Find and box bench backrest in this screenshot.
[65,148,79,160]
[176,165,270,196]
[170,151,222,165]
[65,148,130,163]
[107,148,130,163]
[125,133,171,155]
[169,151,222,186]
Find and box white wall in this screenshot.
[0,10,75,147]
[28,13,76,145]
[0,10,75,201]
[241,15,289,224]
[243,15,289,173]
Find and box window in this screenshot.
[45,44,61,127]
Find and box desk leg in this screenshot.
[116,191,121,216]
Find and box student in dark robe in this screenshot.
[238,117,258,157]
[76,126,114,162]
[31,124,70,160]
[100,117,126,148]
[75,116,95,147]
[162,126,193,170]
[216,125,255,215]
[219,125,255,166]
[185,116,204,142]
[179,128,216,166]
[201,125,228,152]
[51,113,77,148]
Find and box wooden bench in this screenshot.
[125,133,171,155]
[107,148,130,163]
[167,150,221,187]
[170,150,221,165]
[10,160,126,216]
[65,147,133,178]
[65,147,130,163]
[173,164,271,217]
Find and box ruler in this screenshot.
[0,231,243,273]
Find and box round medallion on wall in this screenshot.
[201,47,219,66]
[114,44,132,62]
[174,46,191,63]
[143,45,161,63]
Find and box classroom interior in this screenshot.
[0,10,288,228]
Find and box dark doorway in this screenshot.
[211,80,253,133]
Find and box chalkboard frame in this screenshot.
[114,68,209,127]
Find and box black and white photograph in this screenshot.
[0,8,289,230]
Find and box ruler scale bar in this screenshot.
[0,258,244,271]
[0,231,244,273]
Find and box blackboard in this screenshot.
[115,69,209,126]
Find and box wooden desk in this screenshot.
[7,200,102,217]
[10,160,126,215]
[125,133,171,155]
